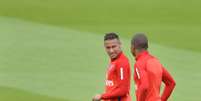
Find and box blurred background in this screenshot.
[0,0,201,101]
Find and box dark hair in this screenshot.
[131,33,148,50]
[104,32,119,41]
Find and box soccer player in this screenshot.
[130,33,176,101]
[92,33,131,101]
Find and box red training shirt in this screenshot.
[101,52,131,101]
[134,51,176,101]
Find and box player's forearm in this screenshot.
[101,86,128,99]
[161,67,176,101]
[161,81,176,101]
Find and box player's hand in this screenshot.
[92,94,101,101]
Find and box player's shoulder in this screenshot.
[119,53,129,62]
[146,56,163,71]
[117,54,130,68]
[146,56,161,66]
[147,55,161,63]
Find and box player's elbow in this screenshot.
[170,78,176,86]
[166,78,176,87]
[172,80,176,88]
[167,79,176,90]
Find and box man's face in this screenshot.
[104,39,121,59]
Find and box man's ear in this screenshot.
[118,40,121,45]
[118,40,122,47]
[131,46,134,51]
[119,41,122,47]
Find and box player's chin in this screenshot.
[110,54,118,59]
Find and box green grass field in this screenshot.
[0,0,201,101]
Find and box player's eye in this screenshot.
[106,46,110,49]
[112,45,117,48]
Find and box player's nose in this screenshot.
[109,48,114,53]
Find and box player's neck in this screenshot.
[135,50,148,60]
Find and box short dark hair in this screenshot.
[131,33,148,50]
[104,32,119,41]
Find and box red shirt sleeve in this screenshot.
[161,67,176,101]
[101,61,130,99]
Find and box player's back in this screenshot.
[146,56,163,101]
